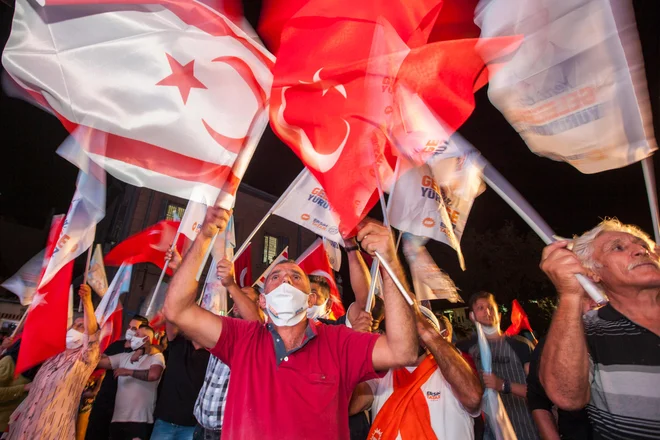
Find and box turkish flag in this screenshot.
[505,299,534,337]
[104,221,186,275]
[258,0,442,55]
[3,0,273,209]
[234,243,252,288]
[296,239,345,319]
[16,215,74,374]
[269,1,519,236]
[99,307,123,354]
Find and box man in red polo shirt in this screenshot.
[163,207,418,440]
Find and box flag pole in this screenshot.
[146,231,180,317]
[641,157,660,243]
[196,232,218,281]
[363,155,393,312]
[10,309,28,338]
[374,251,414,306]
[476,155,608,305]
[233,169,307,262]
[78,244,94,312]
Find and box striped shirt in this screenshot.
[584,305,660,440]
[461,335,540,440]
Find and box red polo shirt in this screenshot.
[210,316,380,439]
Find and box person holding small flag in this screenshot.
[458,292,539,440]
[6,284,100,440]
[163,207,418,440]
[351,305,483,439]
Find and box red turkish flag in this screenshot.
[269,1,520,236]
[296,239,345,319]
[99,306,123,354]
[258,0,442,55]
[104,221,187,275]
[16,215,74,374]
[234,243,252,288]
[505,299,534,337]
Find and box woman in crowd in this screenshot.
[5,284,100,440]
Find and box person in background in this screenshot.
[0,339,39,432]
[150,320,210,440]
[76,369,105,440]
[85,314,149,440]
[539,220,660,439]
[6,284,100,440]
[97,325,165,440]
[191,255,263,440]
[458,291,539,440]
[352,305,482,439]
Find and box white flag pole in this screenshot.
[146,230,180,317]
[78,244,94,312]
[641,157,660,244]
[196,232,218,281]
[233,170,307,263]
[476,156,608,305]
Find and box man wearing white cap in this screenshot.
[351,306,483,439]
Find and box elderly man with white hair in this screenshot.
[539,219,660,440]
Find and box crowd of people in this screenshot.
[0,209,658,440]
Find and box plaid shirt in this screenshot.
[194,355,231,429]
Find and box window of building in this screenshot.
[165,202,186,221]
[263,235,279,264]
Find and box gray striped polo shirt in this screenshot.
[462,335,540,440]
[584,305,660,439]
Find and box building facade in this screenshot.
[109,184,318,320]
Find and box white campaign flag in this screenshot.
[388,150,484,269]
[179,199,208,242]
[253,247,289,291]
[201,220,235,315]
[3,0,273,207]
[272,169,345,245]
[477,323,518,440]
[88,244,108,297]
[1,250,45,306]
[402,234,462,303]
[476,0,656,173]
[323,238,342,272]
[40,166,106,289]
[96,263,133,326]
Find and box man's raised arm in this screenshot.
[163,207,230,349]
[539,241,591,410]
[358,222,418,370]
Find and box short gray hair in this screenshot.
[572,218,654,269]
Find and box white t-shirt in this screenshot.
[367,365,477,440]
[109,351,166,424]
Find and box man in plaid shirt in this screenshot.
[192,356,231,439]
[192,261,262,440]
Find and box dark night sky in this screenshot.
[1,0,659,269]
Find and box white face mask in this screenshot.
[265,283,309,327]
[307,299,329,320]
[125,329,136,341]
[482,325,500,335]
[66,329,84,350]
[130,335,148,351]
